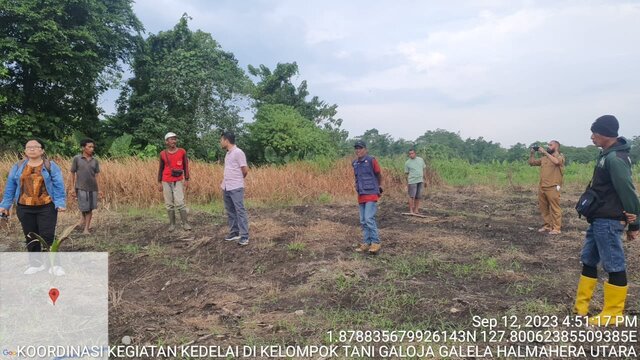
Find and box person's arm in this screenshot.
[0,164,19,212]
[95,160,103,198]
[157,152,165,192]
[373,158,383,189]
[183,150,190,181]
[158,152,165,182]
[608,155,640,233]
[538,148,562,165]
[50,162,66,211]
[528,149,542,166]
[70,157,77,197]
[239,151,249,178]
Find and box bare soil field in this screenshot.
[2,186,639,358]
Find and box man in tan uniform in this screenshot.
[528,140,565,235]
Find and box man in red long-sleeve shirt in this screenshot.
[158,132,191,232]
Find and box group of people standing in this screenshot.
[351,115,639,327]
[157,131,250,245]
[1,116,638,327]
[350,140,428,255]
[0,131,251,275]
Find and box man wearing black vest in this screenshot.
[352,140,383,254]
[573,115,639,326]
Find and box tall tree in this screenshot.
[247,62,348,152]
[0,0,142,152]
[248,62,342,129]
[109,14,251,160]
[355,129,394,157]
[506,143,529,162]
[247,104,335,164]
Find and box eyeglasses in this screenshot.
[25,146,42,150]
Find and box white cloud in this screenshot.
[101,0,640,146]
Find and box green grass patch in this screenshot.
[385,254,502,280]
[286,242,306,252]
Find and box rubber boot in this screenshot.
[168,210,176,232]
[573,275,597,316]
[179,209,192,231]
[589,282,628,326]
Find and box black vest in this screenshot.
[588,149,631,221]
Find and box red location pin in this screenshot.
[49,288,60,305]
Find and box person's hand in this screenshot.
[70,191,77,199]
[98,191,104,200]
[627,230,639,241]
[530,147,536,154]
[158,183,163,192]
[623,211,637,224]
[0,208,8,216]
[184,180,189,189]
[57,207,66,212]
[538,147,547,155]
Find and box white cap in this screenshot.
[164,132,177,140]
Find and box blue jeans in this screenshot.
[580,218,626,273]
[359,202,379,245]
[223,188,249,239]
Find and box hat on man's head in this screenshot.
[591,115,619,138]
[164,132,177,140]
[354,140,367,149]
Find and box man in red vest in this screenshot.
[158,132,191,232]
[352,140,383,254]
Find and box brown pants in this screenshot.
[538,186,562,231]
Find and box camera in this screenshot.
[532,146,540,151]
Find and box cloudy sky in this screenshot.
[100,0,640,146]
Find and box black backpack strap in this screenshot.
[43,159,52,174]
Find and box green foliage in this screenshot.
[426,158,614,187]
[108,134,135,158]
[108,14,251,160]
[355,129,394,156]
[0,67,7,105]
[628,136,640,164]
[247,104,336,164]
[506,143,529,162]
[248,62,348,156]
[352,128,614,165]
[139,144,160,159]
[107,133,158,158]
[0,0,142,153]
[248,62,342,130]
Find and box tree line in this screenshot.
[357,128,640,164]
[2,1,638,165]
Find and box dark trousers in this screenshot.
[16,203,57,266]
[223,188,249,239]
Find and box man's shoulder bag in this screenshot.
[575,165,600,219]
[163,150,184,178]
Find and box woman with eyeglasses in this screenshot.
[0,139,67,275]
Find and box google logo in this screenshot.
[2,349,18,356]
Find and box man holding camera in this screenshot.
[528,140,565,235]
[158,132,191,232]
